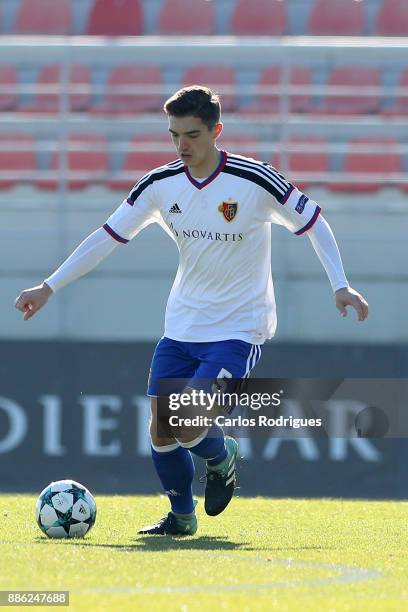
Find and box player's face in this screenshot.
[168,115,222,170]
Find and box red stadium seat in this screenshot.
[329,138,402,193]
[87,0,142,35]
[157,0,215,35]
[181,66,236,112]
[375,0,408,36]
[240,66,312,114]
[217,135,260,160]
[110,135,260,192]
[316,66,381,115]
[15,0,71,34]
[91,65,163,115]
[21,65,91,113]
[272,136,329,191]
[0,65,18,111]
[384,70,408,116]
[109,134,176,191]
[0,134,36,189]
[230,0,286,35]
[39,134,109,190]
[308,0,364,35]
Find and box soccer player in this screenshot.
[15,86,369,536]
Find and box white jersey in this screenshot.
[104,151,321,344]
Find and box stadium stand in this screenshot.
[157,0,215,35]
[375,0,408,36]
[315,66,381,115]
[329,138,402,193]
[240,66,312,114]
[1,0,408,37]
[217,134,260,160]
[20,65,91,113]
[0,134,36,189]
[0,65,18,111]
[230,0,286,35]
[308,0,364,35]
[0,2,407,194]
[87,0,143,36]
[39,133,109,190]
[384,69,408,116]
[181,65,236,112]
[15,0,72,35]
[91,65,163,115]
[272,136,329,192]
[109,133,174,191]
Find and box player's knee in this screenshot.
[149,398,175,447]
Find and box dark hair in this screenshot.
[164,86,221,130]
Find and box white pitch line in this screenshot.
[76,554,381,594]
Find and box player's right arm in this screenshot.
[15,173,160,321]
[14,227,119,320]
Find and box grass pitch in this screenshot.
[0,495,407,611]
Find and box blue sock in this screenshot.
[151,445,195,514]
[186,424,227,466]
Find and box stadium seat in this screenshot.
[272,136,329,192]
[0,134,36,189]
[316,66,381,115]
[91,65,163,115]
[87,0,142,35]
[217,135,260,159]
[308,0,364,35]
[0,65,18,111]
[157,0,215,35]
[40,134,109,190]
[230,0,286,35]
[109,134,176,191]
[240,66,312,114]
[375,0,408,36]
[181,66,236,112]
[15,0,72,35]
[21,65,91,113]
[384,69,408,116]
[329,138,402,193]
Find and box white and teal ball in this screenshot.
[35,479,97,539]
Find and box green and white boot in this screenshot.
[204,437,238,516]
[138,500,198,536]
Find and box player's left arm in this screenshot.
[259,167,369,321]
[307,214,369,321]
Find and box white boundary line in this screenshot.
[77,554,381,594]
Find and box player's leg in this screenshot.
[138,338,198,536]
[175,341,262,516]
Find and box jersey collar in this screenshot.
[184,150,227,190]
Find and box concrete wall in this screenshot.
[1,186,406,343]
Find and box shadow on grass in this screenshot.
[34,535,256,552]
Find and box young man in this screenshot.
[15,86,369,536]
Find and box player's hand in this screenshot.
[14,282,53,321]
[335,286,369,321]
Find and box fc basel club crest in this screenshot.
[218,199,238,222]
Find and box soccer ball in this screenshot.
[35,479,97,539]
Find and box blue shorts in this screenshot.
[147,337,262,396]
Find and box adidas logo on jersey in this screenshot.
[169,203,182,213]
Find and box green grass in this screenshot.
[0,495,407,611]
